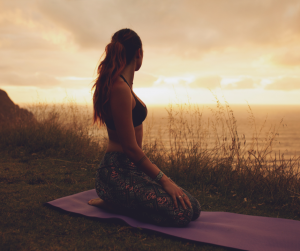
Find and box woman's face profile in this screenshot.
[135,48,143,71]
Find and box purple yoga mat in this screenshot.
[47,189,300,251]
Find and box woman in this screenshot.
[88,28,201,227]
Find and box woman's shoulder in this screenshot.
[110,77,132,100]
[111,77,129,90]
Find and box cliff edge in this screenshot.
[0,89,36,125]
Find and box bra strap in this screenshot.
[120,74,140,103]
[120,74,136,97]
[120,75,130,88]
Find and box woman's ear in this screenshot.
[136,48,143,59]
[134,48,143,71]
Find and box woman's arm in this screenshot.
[135,124,143,149]
[110,80,162,177]
[110,80,191,209]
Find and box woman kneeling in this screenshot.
[89,28,201,227]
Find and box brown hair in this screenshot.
[92,29,142,125]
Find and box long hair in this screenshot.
[92,29,142,126]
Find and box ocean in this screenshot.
[143,104,300,160]
[27,103,300,160]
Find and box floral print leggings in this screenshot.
[95,152,201,227]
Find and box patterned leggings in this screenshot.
[95,152,201,227]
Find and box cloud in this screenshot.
[36,0,118,49]
[223,78,255,89]
[134,72,157,88]
[33,0,300,54]
[0,2,72,51]
[1,0,300,101]
[3,0,300,56]
[271,50,300,66]
[0,72,61,88]
[189,76,221,89]
[265,77,300,90]
[0,29,58,51]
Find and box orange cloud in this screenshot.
[189,76,221,89]
[0,72,61,88]
[1,0,300,104]
[271,51,300,67]
[223,78,255,89]
[265,77,300,90]
[134,72,157,88]
[35,0,300,53]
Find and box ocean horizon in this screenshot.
[25,103,300,160]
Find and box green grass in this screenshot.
[0,100,300,250]
[1,150,298,251]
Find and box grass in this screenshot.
[1,99,300,250]
[143,100,300,213]
[0,101,106,162]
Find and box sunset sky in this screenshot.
[1,0,300,105]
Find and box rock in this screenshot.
[0,89,36,125]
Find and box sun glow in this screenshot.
[1,0,300,105]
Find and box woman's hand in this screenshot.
[159,176,192,210]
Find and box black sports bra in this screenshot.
[105,75,147,130]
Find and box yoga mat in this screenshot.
[47,189,300,251]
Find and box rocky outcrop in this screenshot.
[0,89,36,125]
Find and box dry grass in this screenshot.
[0,100,106,162]
[143,99,300,211]
[1,98,299,212]
[1,98,300,251]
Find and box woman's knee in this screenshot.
[180,189,201,221]
[189,198,201,221]
[171,207,194,227]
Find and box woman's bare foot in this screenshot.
[88,198,115,211]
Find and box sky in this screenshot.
[1,0,300,105]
